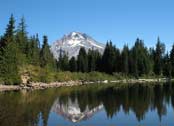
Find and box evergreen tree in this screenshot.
[69,56,77,72]
[77,47,88,72]
[129,39,151,77]
[137,39,151,75]
[170,44,174,77]
[36,33,40,49]
[163,53,171,77]
[0,43,21,84]
[149,47,155,74]
[59,53,69,71]
[88,49,95,72]
[121,45,129,74]
[26,36,40,65]
[57,49,69,71]
[101,41,116,74]
[57,49,63,71]
[14,16,29,66]
[0,14,15,47]
[16,16,28,54]
[154,37,165,76]
[0,15,21,84]
[129,43,138,77]
[87,49,101,72]
[40,36,56,70]
[95,51,102,71]
[114,47,121,73]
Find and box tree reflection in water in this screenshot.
[0,83,173,126]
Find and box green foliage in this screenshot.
[129,39,151,77]
[26,36,40,65]
[77,47,88,72]
[121,45,129,74]
[0,43,21,85]
[26,66,117,82]
[170,44,174,77]
[40,36,56,70]
[16,17,28,54]
[69,56,77,72]
[88,49,102,72]
[0,15,21,85]
[102,41,117,74]
[57,52,69,71]
[0,14,15,48]
[163,53,171,77]
[153,37,165,76]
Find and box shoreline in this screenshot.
[0,78,173,92]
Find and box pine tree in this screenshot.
[59,53,69,71]
[36,33,40,49]
[16,16,28,54]
[57,49,63,71]
[0,14,15,48]
[121,45,129,74]
[0,15,21,84]
[40,36,56,70]
[129,43,138,77]
[101,41,117,74]
[0,42,21,84]
[137,39,151,75]
[26,35,40,65]
[95,50,102,71]
[69,56,77,72]
[14,17,29,66]
[88,49,100,72]
[57,48,69,71]
[114,47,121,73]
[154,37,165,76]
[170,44,174,77]
[149,47,155,74]
[163,52,171,77]
[129,38,151,77]
[77,47,88,72]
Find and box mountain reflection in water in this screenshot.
[0,83,174,126]
[51,98,103,122]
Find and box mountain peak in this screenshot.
[70,31,83,36]
[66,32,86,42]
[50,32,105,60]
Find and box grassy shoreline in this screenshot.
[0,66,173,92]
[18,65,171,82]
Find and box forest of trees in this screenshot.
[0,15,174,85]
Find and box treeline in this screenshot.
[60,38,173,79]
[0,15,174,85]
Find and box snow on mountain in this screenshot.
[50,32,105,60]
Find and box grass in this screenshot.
[19,65,121,83]
[19,65,170,83]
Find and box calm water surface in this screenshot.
[0,83,174,126]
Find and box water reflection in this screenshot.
[0,83,173,126]
[51,98,103,122]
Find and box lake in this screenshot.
[0,83,174,126]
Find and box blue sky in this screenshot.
[0,0,174,50]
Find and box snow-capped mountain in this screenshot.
[50,32,105,60]
[51,98,103,122]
